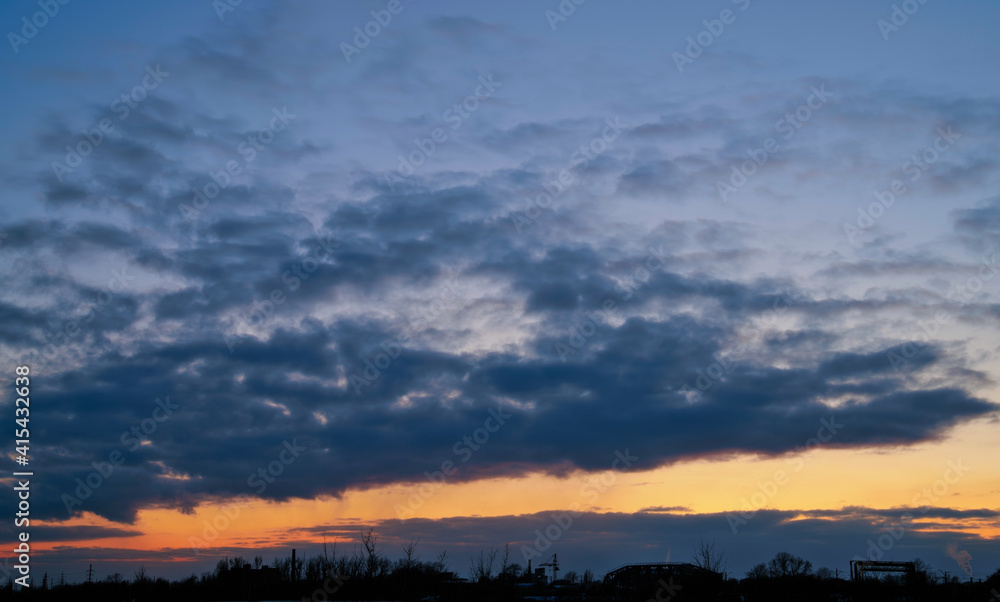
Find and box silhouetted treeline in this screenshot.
[735,552,1000,602]
[3,535,1000,601]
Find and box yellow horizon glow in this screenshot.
[31,417,1000,560]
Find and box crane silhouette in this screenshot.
[539,553,559,582]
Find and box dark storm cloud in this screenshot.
[10,147,998,525]
[11,161,998,525]
[24,291,994,525]
[0,5,997,538]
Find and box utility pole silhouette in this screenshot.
[86,564,94,584]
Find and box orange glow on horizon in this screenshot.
[32,418,1000,564]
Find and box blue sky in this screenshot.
[1,0,999,584]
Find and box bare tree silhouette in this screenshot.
[692,538,728,575]
[470,546,498,582]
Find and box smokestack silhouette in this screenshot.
[292,549,296,585]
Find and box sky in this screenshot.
[1,0,999,585]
